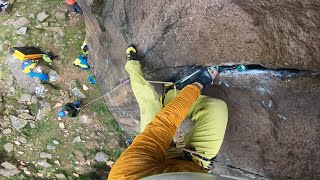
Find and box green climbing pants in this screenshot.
[125,60,228,168]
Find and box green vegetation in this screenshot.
[0,0,125,179]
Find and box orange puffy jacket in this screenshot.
[66,0,76,5]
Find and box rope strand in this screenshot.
[80,79,176,109]
[80,79,130,109]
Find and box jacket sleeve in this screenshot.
[108,85,202,180]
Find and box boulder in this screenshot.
[16,27,27,35]
[72,136,81,144]
[94,152,108,162]
[70,80,86,99]
[35,24,42,29]
[55,174,66,179]
[46,143,56,150]
[70,87,86,99]
[3,143,13,153]
[1,43,9,52]
[35,85,48,97]
[16,109,29,114]
[37,12,49,22]
[9,115,28,130]
[29,123,36,128]
[11,17,30,29]
[0,119,10,129]
[0,169,20,177]
[36,101,51,120]
[18,113,34,120]
[42,22,49,27]
[2,18,14,26]
[20,94,32,103]
[40,152,52,159]
[17,136,27,144]
[36,160,52,168]
[36,173,44,177]
[2,128,12,135]
[1,162,17,170]
[31,95,38,104]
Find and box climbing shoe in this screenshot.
[174,66,214,90]
[126,44,138,61]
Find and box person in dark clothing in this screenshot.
[57,101,81,118]
[65,0,83,15]
[0,1,8,12]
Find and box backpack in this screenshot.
[21,60,37,74]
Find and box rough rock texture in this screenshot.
[79,0,320,179]
[37,12,49,22]
[9,115,28,130]
[55,173,66,179]
[36,101,51,120]
[235,0,320,70]
[40,152,52,159]
[6,55,41,93]
[3,143,14,153]
[0,168,20,177]
[16,27,27,35]
[36,160,52,168]
[208,71,320,179]
[10,17,30,29]
[94,152,109,163]
[1,162,17,170]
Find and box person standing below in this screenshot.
[57,101,81,118]
[66,0,83,15]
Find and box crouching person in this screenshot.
[73,55,90,70]
[57,101,81,118]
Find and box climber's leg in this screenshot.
[164,90,228,168]
[125,60,161,132]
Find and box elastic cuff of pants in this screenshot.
[191,155,211,169]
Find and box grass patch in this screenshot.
[79,162,110,180]
[0,0,126,178]
[111,148,124,160]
